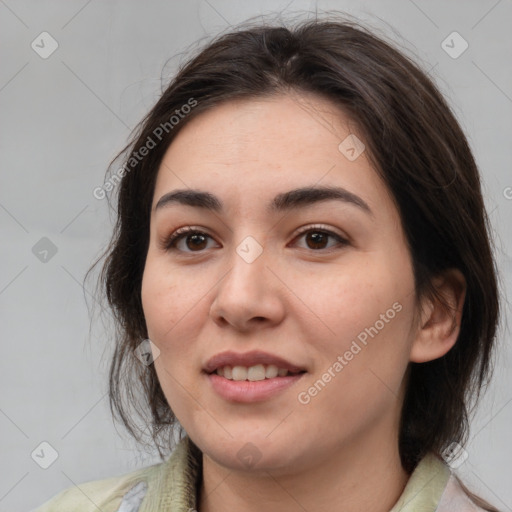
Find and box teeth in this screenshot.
[247,364,266,381]
[232,366,247,381]
[215,364,296,381]
[265,364,279,379]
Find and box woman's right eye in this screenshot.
[161,227,218,253]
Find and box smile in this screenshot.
[214,364,304,381]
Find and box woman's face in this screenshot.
[141,92,420,474]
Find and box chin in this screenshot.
[193,430,308,474]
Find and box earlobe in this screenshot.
[410,269,467,363]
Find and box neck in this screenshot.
[197,421,410,512]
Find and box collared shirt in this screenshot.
[33,436,487,512]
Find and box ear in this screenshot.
[410,269,466,363]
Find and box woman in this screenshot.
[35,16,502,512]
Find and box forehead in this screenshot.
[152,93,391,215]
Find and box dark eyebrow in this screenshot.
[154,186,373,217]
[270,186,372,216]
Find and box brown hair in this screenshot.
[87,15,501,511]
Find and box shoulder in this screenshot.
[437,474,495,512]
[390,452,495,512]
[32,436,200,512]
[31,463,163,512]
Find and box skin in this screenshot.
[141,92,466,512]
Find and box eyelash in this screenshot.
[161,224,349,254]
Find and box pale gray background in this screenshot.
[1,1,511,511]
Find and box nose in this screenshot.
[209,241,286,332]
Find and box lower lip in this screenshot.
[206,372,305,403]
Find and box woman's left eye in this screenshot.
[292,226,349,251]
[161,225,348,253]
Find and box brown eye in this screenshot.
[293,226,349,252]
[162,228,217,252]
[183,233,209,251]
[304,231,329,250]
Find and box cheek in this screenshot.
[141,260,206,420]
[295,252,416,389]
[299,258,410,344]
[141,263,171,339]
[141,257,193,339]
[296,292,414,441]
[141,256,209,374]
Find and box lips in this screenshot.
[203,350,307,375]
[203,350,307,402]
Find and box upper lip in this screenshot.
[204,350,306,374]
